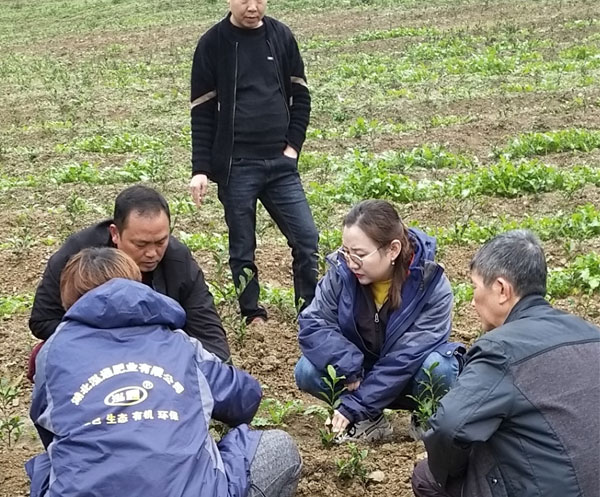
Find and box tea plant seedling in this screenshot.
[0,375,24,447]
[317,365,347,447]
[407,362,449,431]
[336,443,369,484]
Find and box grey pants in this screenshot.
[249,430,302,497]
[412,460,463,497]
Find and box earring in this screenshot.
[391,260,395,266]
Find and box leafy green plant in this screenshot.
[3,228,36,256]
[336,443,369,483]
[452,283,474,309]
[547,252,600,299]
[433,204,600,248]
[57,132,166,154]
[310,155,600,206]
[260,285,297,322]
[49,161,102,184]
[252,398,304,427]
[318,229,342,276]
[497,129,600,159]
[0,376,24,447]
[407,362,448,429]
[318,365,347,447]
[0,294,34,319]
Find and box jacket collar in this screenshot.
[220,12,274,43]
[503,293,550,325]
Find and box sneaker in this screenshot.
[408,414,426,441]
[335,414,393,443]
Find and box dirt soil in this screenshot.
[1,0,600,496]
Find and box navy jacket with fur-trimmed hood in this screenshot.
[190,13,310,184]
[298,228,458,423]
[27,278,262,497]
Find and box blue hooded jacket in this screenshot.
[298,228,457,422]
[27,278,262,497]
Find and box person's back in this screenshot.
[465,296,599,496]
[29,278,261,497]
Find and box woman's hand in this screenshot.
[330,410,350,433]
[345,379,361,392]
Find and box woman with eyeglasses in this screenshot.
[295,200,464,443]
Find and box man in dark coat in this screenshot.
[189,0,318,324]
[412,230,600,497]
[29,185,230,362]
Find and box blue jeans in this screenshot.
[218,156,319,322]
[294,348,462,412]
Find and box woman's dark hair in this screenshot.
[343,199,414,309]
[60,247,142,310]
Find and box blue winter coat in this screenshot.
[26,278,262,497]
[298,228,457,423]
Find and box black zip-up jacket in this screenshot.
[190,14,311,184]
[29,221,231,361]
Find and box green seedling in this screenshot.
[407,362,448,431]
[252,398,304,427]
[317,365,347,448]
[0,294,34,320]
[0,375,24,447]
[336,442,369,483]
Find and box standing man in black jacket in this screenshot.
[412,230,599,497]
[29,185,231,362]
[189,0,318,325]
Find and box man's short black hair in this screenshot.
[113,185,171,232]
[470,229,547,298]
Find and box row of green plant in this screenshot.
[0,155,177,191]
[432,203,600,247]
[452,252,600,307]
[311,158,600,205]
[302,25,440,51]
[302,126,597,173]
[55,132,167,155]
[496,129,600,159]
[325,37,598,89]
[308,29,598,118]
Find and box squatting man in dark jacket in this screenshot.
[189,0,319,325]
[29,185,231,366]
[412,230,600,497]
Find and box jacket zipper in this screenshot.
[267,39,291,126]
[374,312,379,324]
[226,42,239,185]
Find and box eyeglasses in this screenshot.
[337,246,381,268]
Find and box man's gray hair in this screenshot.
[470,229,547,297]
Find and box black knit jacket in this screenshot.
[190,14,311,184]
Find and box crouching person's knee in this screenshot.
[249,430,301,497]
[412,459,438,497]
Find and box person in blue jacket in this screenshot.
[26,247,301,497]
[295,200,464,443]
